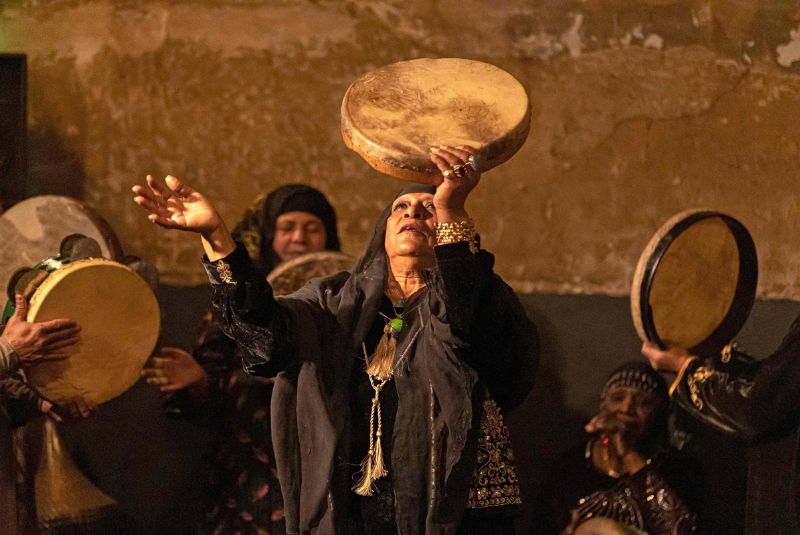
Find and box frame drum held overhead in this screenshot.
[341,58,531,183]
[630,209,758,356]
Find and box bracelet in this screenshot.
[434,219,478,252]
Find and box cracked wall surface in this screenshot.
[2,0,800,298]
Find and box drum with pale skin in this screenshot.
[0,196,122,302]
[267,250,354,296]
[630,209,758,356]
[341,57,531,183]
[21,257,160,405]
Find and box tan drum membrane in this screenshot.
[25,259,159,405]
[631,209,757,353]
[341,58,531,182]
[267,251,354,296]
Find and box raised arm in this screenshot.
[428,147,538,411]
[133,175,291,376]
[642,317,800,438]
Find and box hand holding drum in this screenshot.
[1,293,80,369]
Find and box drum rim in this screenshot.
[266,250,355,284]
[26,258,160,404]
[630,209,758,356]
[340,57,531,182]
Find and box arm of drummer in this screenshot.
[133,175,294,376]
[429,146,538,410]
[0,294,80,375]
[643,319,800,439]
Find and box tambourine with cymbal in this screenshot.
[341,58,531,183]
[630,209,758,356]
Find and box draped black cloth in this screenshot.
[202,202,538,534]
[671,313,800,534]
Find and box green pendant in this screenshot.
[390,317,403,334]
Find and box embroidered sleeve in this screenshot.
[670,325,800,439]
[200,243,292,377]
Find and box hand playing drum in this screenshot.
[0,294,80,374]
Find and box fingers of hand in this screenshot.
[12,294,28,320]
[74,397,97,418]
[144,375,169,386]
[31,353,68,363]
[430,146,462,167]
[429,151,453,175]
[39,319,79,334]
[146,174,172,201]
[165,175,193,197]
[430,146,478,183]
[46,408,63,423]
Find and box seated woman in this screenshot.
[141,184,340,535]
[533,362,698,535]
[133,145,538,534]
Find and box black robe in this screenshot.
[203,213,537,535]
[671,313,800,534]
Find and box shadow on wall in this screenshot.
[27,123,85,199]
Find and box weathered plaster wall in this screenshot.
[3,0,800,298]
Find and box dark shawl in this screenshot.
[232,184,340,275]
[205,198,537,534]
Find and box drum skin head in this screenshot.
[631,209,758,355]
[267,251,354,297]
[341,58,531,183]
[25,259,160,405]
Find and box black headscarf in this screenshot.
[232,184,340,275]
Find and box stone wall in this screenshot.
[3,0,800,297]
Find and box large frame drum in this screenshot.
[630,209,758,356]
[341,58,531,183]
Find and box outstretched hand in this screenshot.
[1,294,80,366]
[429,145,480,222]
[133,175,236,259]
[132,175,222,236]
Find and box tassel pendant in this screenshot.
[353,371,390,496]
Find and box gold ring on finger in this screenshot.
[442,169,453,178]
[452,164,467,178]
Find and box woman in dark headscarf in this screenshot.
[133,145,538,534]
[141,184,340,535]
